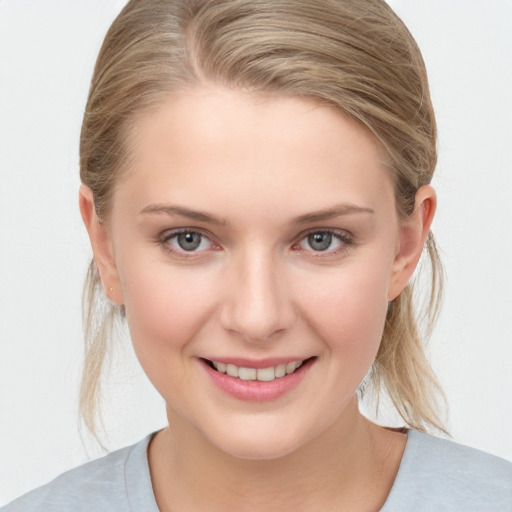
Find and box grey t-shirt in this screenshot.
[3,430,512,511]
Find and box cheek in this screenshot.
[296,259,391,359]
[117,255,217,368]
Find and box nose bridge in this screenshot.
[220,245,293,343]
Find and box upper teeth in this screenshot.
[212,360,304,381]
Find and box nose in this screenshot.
[219,249,295,344]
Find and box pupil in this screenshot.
[177,232,201,251]
[308,232,331,251]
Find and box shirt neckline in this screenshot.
[126,429,419,512]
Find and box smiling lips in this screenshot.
[210,360,304,382]
[202,357,314,401]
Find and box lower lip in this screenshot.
[201,358,314,402]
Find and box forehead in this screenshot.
[118,86,394,218]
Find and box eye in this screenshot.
[296,230,351,254]
[161,230,215,254]
[304,232,336,251]
[174,232,205,251]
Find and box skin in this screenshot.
[80,86,436,511]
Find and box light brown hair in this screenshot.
[80,0,446,439]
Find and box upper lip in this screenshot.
[200,356,315,369]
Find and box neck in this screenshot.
[148,398,406,512]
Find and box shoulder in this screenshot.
[1,434,156,512]
[382,430,512,511]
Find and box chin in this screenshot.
[202,420,316,461]
[218,436,301,461]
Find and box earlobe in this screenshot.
[388,185,437,301]
[78,185,124,305]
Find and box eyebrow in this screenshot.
[292,204,375,224]
[140,204,227,225]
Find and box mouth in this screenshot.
[202,357,316,382]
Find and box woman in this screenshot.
[3,0,511,510]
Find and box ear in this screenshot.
[79,185,124,305]
[387,185,437,301]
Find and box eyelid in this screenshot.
[294,227,353,243]
[158,227,209,241]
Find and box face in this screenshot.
[87,87,425,459]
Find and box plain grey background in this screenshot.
[1,0,511,504]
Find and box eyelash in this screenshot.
[156,228,354,259]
